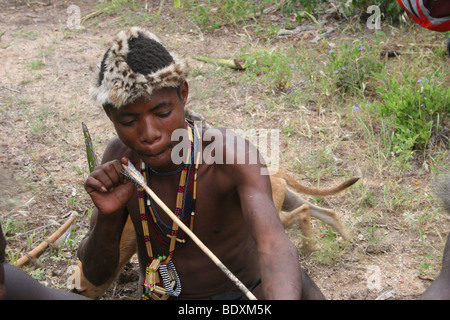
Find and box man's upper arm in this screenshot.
[223,131,284,243]
[100,136,130,164]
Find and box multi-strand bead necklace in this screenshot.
[137,120,200,300]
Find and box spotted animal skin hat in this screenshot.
[90,27,189,109]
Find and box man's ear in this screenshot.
[180,81,189,107]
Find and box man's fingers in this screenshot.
[85,175,109,194]
[120,157,131,184]
[103,161,125,186]
[85,160,127,193]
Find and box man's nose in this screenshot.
[139,117,161,144]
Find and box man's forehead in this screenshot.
[120,87,179,111]
[119,101,173,116]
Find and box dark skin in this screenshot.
[78,81,324,299]
[0,223,88,300]
[0,224,6,300]
[421,233,450,300]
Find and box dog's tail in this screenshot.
[272,170,360,196]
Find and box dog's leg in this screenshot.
[308,206,350,240]
[270,175,287,212]
[280,204,315,254]
[73,216,137,299]
[283,189,350,240]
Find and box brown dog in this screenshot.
[73,169,358,299]
[269,168,358,253]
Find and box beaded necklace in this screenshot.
[137,120,201,300]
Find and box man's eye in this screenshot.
[158,110,172,118]
[121,120,136,126]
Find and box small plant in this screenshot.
[2,218,20,235]
[95,0,141,14]
[181,0,317,32]
[7,250,21,265]
[191,5,221,31]
[360,189,376,208]
[180,0,262,31]
[21,222,39,249]
[239,49,294,92]
[349,0,403,21]
[25,105,51,140]
[371,73,449,165]
[25,60,44,71]
[418,261,432,275]
[366,221,379,250]
[326,42,384,97]
[310,226,349,264]
[29,268,46,280]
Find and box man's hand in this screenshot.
[84,157,135,215]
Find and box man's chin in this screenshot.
[141,148,179,171]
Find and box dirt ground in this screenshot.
[0,1,449,300]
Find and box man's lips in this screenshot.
[142,147,170,160]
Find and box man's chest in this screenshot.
[127,165,241,244]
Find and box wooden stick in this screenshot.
[122,164,257,300]
[80,9,106,23]
[0,85,20,93]
[15,214,77,268]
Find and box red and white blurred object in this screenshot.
[397,0,450,32]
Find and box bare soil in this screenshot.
[0,1,448,300]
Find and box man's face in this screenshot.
[0,223,7,299]
[106,83,188,171]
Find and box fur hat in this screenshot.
[90,27,189,109]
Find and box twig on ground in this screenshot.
[194,56,245,70]
[15,214,77,268]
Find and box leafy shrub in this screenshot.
[181,0,275,31]
[326,42,384,97]
[350,0,404,21]
[372,73,449,163]
[95,0,142,14]
[239,49,294,92]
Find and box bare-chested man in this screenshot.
[77,27,325,300]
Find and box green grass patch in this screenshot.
[370,73,449,166]
[325,41,384,98]
[238,49,294,92]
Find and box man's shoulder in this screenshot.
[200,127,250,162]
[106,135,126,150]
[200,126,265,179]
[102,136,135,163]
[201,127,253,149]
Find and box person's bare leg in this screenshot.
[300,269,326,300]
[421,233,450,300]
[3,264,88,300]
